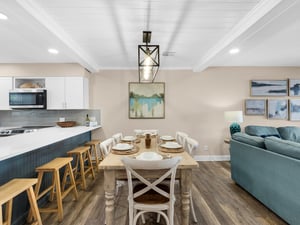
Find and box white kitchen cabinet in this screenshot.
[0,77,13,110]
[46,77,89,109]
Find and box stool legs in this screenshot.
[0,179,42,225]
[30,158,78,222]
[68,146,95,190]
[85,140,102,173]
[2,199,13,225]
[26,186,43,225]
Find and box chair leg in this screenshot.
[190,191,198,223]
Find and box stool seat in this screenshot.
[85,139,102,172]
[31,157,78,222]
[36,157,73,171]
[0,178,42,225]
[68,146,95,190]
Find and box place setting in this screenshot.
[121,135,141,143]
[159,141,184,153]
[111,142,139,155]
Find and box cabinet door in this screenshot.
[45,77,65,109]
[0,77,13,110]
[65,77,85,109]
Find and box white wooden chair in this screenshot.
[100,138,114,158]
[175,131,188,147]
[101,137,126,195]
[121,156,182,225]
[112,133,123,145]
[184,136,199,222]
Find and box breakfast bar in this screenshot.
[0,125,101,225]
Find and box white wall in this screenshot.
[90,67,300,157]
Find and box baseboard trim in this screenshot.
[193,155,230,161]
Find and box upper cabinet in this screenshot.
[46,77,89,109]
[14,77,45,89]
[0,77,13,110]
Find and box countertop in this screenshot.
[0,125,101,161]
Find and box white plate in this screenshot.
[161,142,182,149]
[112,143,133,151]
[122,136,136,141]
[136,152,163,161]
[160,135,175,141]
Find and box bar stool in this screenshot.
[0,178,42,225]
[32,157,78,222]
[85,140,102,172]
[67,146,95,190]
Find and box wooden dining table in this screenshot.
[99,136,199,225]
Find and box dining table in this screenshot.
[99,135,199,225]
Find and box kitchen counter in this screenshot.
[0,125,101,161]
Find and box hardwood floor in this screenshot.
[40,162,287,225]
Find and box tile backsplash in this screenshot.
[0,109,101,127]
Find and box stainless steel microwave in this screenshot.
[9,89,47,109]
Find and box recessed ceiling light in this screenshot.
[0,13,8,20]
[48,48,59,54]
[229,48,240,55]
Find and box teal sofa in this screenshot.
[230,126,300,225]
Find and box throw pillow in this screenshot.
[232,132,265,148]
[245,125,281,138]
[265,136,300,160]
[277,126,300,143]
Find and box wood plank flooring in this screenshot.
[39,162,287,225]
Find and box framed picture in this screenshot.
[289,99,300,121]
[267,99,288,120]
[250,80,288,96]
[289,79,300,96]
[245,99,266,115]
[129,82,165,119]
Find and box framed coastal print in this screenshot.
[245,99,266,115]
[289,79,300,96]
[289,99,300,121]
[267,99,288,120]
[250,80,288,96]
[129,82,165,119]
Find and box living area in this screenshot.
[1,1,300,225]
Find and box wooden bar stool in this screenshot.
[32,157,78,222]
[85,140,102,172]
[0,178,42,225]
[67,146,95,190]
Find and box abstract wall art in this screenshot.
[267,99,288,120]
[250,80,288,96]
[129,82,165,119]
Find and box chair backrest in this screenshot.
[175,131,188,146]
[121,156,181,201]
[134,129,159,136]
[100,138,114,157]
[185,137,199,154]
[112,133,123,145]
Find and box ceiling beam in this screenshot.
[193,0,287,72]
[16,0,100,73]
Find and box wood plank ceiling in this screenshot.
[0,0,299,72]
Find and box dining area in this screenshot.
[99,130,199,225]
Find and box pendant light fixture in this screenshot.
[138,31,160,83]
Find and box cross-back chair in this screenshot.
[121,156,182,225]
[175,131,188,147]
[112,133,123,145]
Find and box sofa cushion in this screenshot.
[277,126,300,143]
[245,125,281,138]
[232,132,265,148]
[265,136,300,159]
